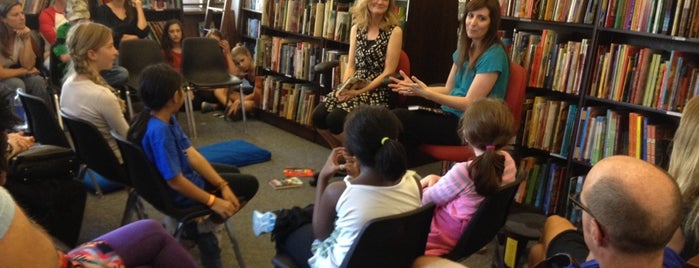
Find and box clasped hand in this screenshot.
[388,70,428,98]
[318,147,359,181]
[211,185,240,219]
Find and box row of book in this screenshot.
[588,44,698,112]
[510,29,590,95]
[21,0,49,15]
[500,0,598,24]
[243,0,263,11]
[142,0,182,10]
[573,107,674,166]
[245,18,261,38]
[600,0,699,38]
[260,0,352,43]
[145,21,167,46]
[520,97,578,157]
[515,157,587,223]
[256,35,325,81]
[260,75,319,126]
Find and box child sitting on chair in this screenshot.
[420,98,517,256]
[127,63,259,268]
[253,105,422,268]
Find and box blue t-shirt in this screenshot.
[574,247,684,268]
[141,115,205,206]
[441,44,509,117]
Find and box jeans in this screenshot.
[100,65,129,88]
[1,74,50,104]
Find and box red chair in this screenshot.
[418,61,527,174]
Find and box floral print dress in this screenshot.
[323,25,395,112]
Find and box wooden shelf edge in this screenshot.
[255,110,330,148]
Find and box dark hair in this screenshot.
[127,63,182,143]
[161,19,183,63]
[456,0,504,70]
[0,0,21,58]
[0,86,20,173]
[343,105,407,181]
[460,98,514,195]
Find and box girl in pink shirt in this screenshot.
[421,98,517,256]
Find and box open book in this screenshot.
[337,77,370,93]
[408,105,445,115]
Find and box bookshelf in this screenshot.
[252,0,411,146]
[502,0,698,222]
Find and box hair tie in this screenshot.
[485,145,496,150]
[381,137,390,145]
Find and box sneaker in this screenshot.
[252,210,276,236]
[201,101,216,113]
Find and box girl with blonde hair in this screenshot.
[60,22,129,161]
[668,96,699,258]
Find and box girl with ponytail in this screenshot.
[421,97,517,256]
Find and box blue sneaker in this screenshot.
[252,210,276,236]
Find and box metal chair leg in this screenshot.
[225,219,247,268]
[124,87,134,120]
[84,168,103,197]
[239,84,247,132]
[183,85,197,139]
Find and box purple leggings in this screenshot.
[95,219,197,268]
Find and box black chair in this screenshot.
[441,174,525,261]
[118,39,165,120]
[111,131,247,267]
[61,112,145,222]
[181,37,245,137]
[272,203,436,268]
[17,90,70,148]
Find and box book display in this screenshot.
[502,0,698,222]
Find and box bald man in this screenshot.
[528,156,684,268]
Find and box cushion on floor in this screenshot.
[198,139,272,167]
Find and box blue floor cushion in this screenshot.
[198,139,272,167]
[83,170,124,194]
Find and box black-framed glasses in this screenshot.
[569,191,597,220]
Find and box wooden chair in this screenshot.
[418,61,528,174]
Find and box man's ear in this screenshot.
[589,219,609,247]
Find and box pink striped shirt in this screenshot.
[422,151,516,256]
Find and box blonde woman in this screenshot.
[311,0,403,148]
[668,96,699,258]
[60,22,129,161]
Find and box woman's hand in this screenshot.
[336,89,360,102]
[131,0,144,9]
[388,70,429,98]
[7,132,35,158]
[15,27,31,41]
[25,67,40,75]
[319,147,347,181]
[220,40,231,55]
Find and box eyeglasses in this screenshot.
[569,191,597,220]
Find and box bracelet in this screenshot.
[217,181,229,191]
[206,194,216,207]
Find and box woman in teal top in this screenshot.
[389,0,509,147]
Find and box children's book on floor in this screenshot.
[269,177,304,190]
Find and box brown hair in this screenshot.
[460,98,514,195]
[0,0,21,58]
[456,0,504,71]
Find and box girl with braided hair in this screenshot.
[60,22,129,161]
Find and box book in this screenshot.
[337,77,370,93]
[283,168,314,177]
[408,105,446,115]
[269,176,304,189]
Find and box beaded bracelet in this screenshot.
[206,194,216,207]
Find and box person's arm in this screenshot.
[100,90,130,137]
[6,133,35,160]
[342,25,358,83]
[38,8,57,45]
[185,146,240,210]
[165,173,237,218]
[17,28,37,70]
[221,40,237,75]
[422,163,472,206]
[0,188,59,267]
[132,0,148,31]
[0,65,35,79]
[312,147,348,239]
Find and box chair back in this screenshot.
[504,62,527,133]
[397,50,411,76]
[119,39,165,90]
[442,176,524,261]
[181,37,231,84]
[340,203,436,268]
[61,112,129,186]
[111,131,211,221]
[18,90,70,148]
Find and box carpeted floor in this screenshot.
[76,111,499,267]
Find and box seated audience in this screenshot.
[420,98,516,256]
[0,0,50,104]
[161,19,183,72]
[38,0,66,67]
[127,63,259,268]
[252,105,422,268]
[192,29,238,114]
[91,0,149,48]
[60,22,129,161]
[0,89,199,268]
[527,155,684,267]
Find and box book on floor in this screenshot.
[269,177,304,190]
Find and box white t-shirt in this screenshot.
[0,187,16,239]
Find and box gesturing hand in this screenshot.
[318,147,348,182]
[388,70,428,98]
